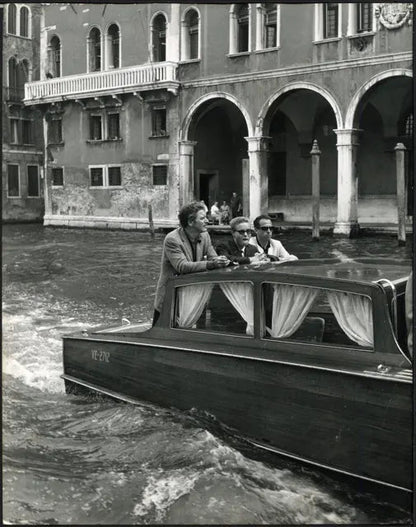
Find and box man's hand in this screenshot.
[249,253,269,264]
[207,255,230,269]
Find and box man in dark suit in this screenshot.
[216,216,269,265]
[153,202,229,325]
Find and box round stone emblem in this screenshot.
[376,3,413,29]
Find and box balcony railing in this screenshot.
[24,62,179,104]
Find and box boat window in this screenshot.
[262,283,374,350]
[174,281,254,336]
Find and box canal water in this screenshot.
[2,224,413,524]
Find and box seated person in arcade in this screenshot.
[216,217,269,265]
[249,214,298,262]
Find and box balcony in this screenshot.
[24,62,179,105]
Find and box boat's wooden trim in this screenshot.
[63,335,413,383]
[61,372,412,494]
[247,439,412,493]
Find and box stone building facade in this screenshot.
[3,3,44,221]
[24,3,413,234]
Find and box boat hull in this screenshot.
[63,336,412,492]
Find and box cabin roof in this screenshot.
[176,258,411,286]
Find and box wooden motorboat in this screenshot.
[62,258,413,493]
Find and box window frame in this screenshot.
[48,35,62,77]
[181,7,201,61]
[106,22,121,69]
[107,164,122,187]
[7,164,20,198]
[48,116,63,144]
[89,165,122,189]
[7,3,17,35]
[89,113,103,141]
[19,5,30,38]
[314,3,342,43]
[21,118,33,145]
[152,164,168,186]
[27,164,40,198]
[51,166,64,188]
[107,112,121,140]
[151,12,167,62]
[150,106,168,138]
[260,280,375,353]
[88,26,102,73]
[10,117,19,144]
[172,279,255,338]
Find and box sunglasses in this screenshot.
[258,226,273,231]
[235,229,251,235]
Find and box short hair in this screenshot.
[253,214,272,229]
[178,201,205,228]
[230,216,250,231]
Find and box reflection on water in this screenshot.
[2,224,412,524]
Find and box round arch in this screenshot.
[256,82,343,134]
[345,69,413,129]
[182,5,201,21]
[181,92,254,141]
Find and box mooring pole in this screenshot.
[310,139,321,240]
[148,203,155,238]
[395,142,406,246]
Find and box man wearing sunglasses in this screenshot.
[215,216,269,265]
[249,214,298,262]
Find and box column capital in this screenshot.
[179,140,197,155]
[244,136,271,152]
[333,128,363,146]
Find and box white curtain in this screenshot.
[220,282,254,335]
[267,284,319,338]
[177,284,214,328]
[327,291,373,347]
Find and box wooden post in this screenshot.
[395,142,406,245]
[148,203,155,238]
[310,139,321,240]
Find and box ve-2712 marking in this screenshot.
[91,349,110,363]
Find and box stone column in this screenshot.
[166,4,181,62]
[333,129,361,236]
[179,140,197,208]
[245,136,271,221]
[255,4,264,50]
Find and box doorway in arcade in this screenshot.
[192,100,249,213]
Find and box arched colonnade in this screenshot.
[178,69,412,234]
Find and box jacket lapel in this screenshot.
[178,228,194,261]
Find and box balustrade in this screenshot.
[24,62,178,103]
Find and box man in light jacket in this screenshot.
[249,214,298,262]
[153,201,229,325]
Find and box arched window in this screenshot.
[88,27,101,71]
[182,9,199,60]
[152,14,167,62]
[49,36,61,77]
[20,6,29,37]
[107,24,120,69]
[8,4,17,34]
[237,4,249,52]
